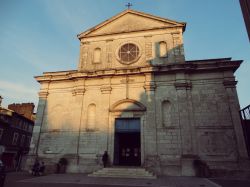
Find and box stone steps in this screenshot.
[88,167,156,179]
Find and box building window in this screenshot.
[26,136,31,147]
[0,128,3,140]
[159,41,168,57]
[93,48,101,63]
[20,135,25,146]
[28,125,33,133]
[118,43,140,64]
[12,132,19,145]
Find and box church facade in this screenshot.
[27,9,248,176]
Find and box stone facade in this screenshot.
[25,9,249,176]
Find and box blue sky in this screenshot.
[0,0,249,111]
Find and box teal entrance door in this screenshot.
[114,118,141,166]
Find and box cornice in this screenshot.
[80,26,184,39]
[77,9,186,39]
[35,58,242,83]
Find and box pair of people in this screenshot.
[32,160,45,176]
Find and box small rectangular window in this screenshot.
[26,136,31,147]
[12,132,19,145]
[20,135,25,146]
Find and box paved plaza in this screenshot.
[3,172,250,187]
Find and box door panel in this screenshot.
[118,132,141,166]
[114,118,141,166]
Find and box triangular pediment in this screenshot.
[78,9,186,38]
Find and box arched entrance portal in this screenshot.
[109,99,146,166]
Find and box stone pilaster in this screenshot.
[100,77,112,154]
[144,35,153,62]
[223,80,249,159]
[72,79,86,165]
[30,92,48,156]
[106,39,113,69]
[174,74,195,176]
[175,81,194,155]
[171,32,185,63]
[78,42,89,71]
[23,91,48,170]
[143,73,158,164]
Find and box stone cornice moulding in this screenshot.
[77,9,186,39]
[35,58,242,83]
[79,26,185,39]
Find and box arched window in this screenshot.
[87,104,96,129]
[93,48,101,63]
[162,100,171,127]
[159,41,167,57]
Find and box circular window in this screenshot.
[118,43,140,64]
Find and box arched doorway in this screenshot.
[109,99,146,166]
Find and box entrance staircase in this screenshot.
[88,167,156,179]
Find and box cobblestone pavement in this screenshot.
[3,172,250,187]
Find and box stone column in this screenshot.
[175,73,196,176]
[223,80,248,160]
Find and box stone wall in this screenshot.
[24,63,248,176]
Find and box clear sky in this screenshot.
[0,0,249,111]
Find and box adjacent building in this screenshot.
[240,0,250,41]
[27,9,249,176]
[0,101,34,170]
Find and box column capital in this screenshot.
[38,91,48,99]
[144,82,156,92]
[223,80,237,88]
[72,88,86,96]
[100,86,112,94]
[174,82,192,90]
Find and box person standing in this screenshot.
[39,162,45,176]
[102,151,108,168]
[32,159,40,176]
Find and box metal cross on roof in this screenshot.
[125,2,132,9]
